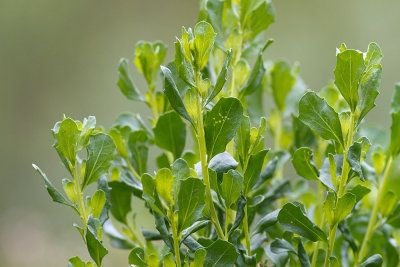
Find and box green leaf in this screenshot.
[128,247,147,267]
[244,1,275,40]
[193,21,216,69]
[347,140,367,181]
[155,168,175,205]
[323,192,336,228]
[108,128,128,158]
[161,65,194,127]
[206,49,232,104]
[358,254,383,267]
[154,111,186,159]
[128,130,149,175]
[53,118,80,166]
[292,147,319,180]
[177,177,206,232]
[334,49,366,112]
[271,60,295,111]
[386,202,400,227]
[239,50,266,98]
[32,164,77,211]
[270,239,296,254]
[348,184,371,202]
[208,151,238,175]
[243,149,268,195]
[334,192,356,224]
[134,41,167,85]
[380,191,398,218]
[204,97,243,159]
[292,115,316,150]
[163,253,175,267]
[82,133,116,189]
[221,170,243,208]
[91,190,106,218]
[174,39,195,88]
[390,84,400,156]
[228,195,246,235]
[181,220,210,243]
[62,178,77,203]
[235,115,251,168]
[297,240,311,267]
[117,58,145,102]
[253,209,279,235]
[278,202,327,242]
[358,43,382,122]
[298,92,344,147]
[142,173,165,215]
[190,249,207,267]
[204,239,239,267]
[86,224,108,267]
[68,256,86,267]
[109,181,132,224]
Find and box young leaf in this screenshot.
[244,0,275,40]
[117,58,145,102]
[334,192,356,224]
[271,60,295,111]
[298,92,344,147]
[334,49,366,112]
[358,43,382,122]
[204,239,239,267]
[235,115,251,168]
[347,139,370,181]
[190,249,207,267]
[91,190,106,218]
[82,133,116,189]
[128,130,149,175]
[155,168,175,205]
[221,170,243,208]
[243,149,268,195]
[54,118,80,166]
[32,164,77,211]
[154,111,186,159]
[68,256,86,267]
[239,50,266,98]
[278,202,327,242]
[174,39,195,88]
[161,65,194,127]
[204,97,243,159]
[292,147,319,180]
[177,177,206,232]
[193,21,216,69]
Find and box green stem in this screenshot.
[324,112,356,266]
[311,211,325,267]
[72,165,87,228]
[195,72,225,239]
[225,207,230,237]
[357,156,394,264]
[169,210,181,267]
[324,224,338,267]
[243,205,251,256]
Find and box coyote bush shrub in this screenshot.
[34,0,400,266]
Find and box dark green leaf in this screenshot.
[270,239,296,254]
[109,181,132,224]
[161,65,194,127]
[239,50,265,98]
[252,209,279,235]
[298,92,344,146]
[177,177,206,232]
[228,195,246,235]
[297,240,311,267]
[278,202,327,242]
[32,164,77,211]
[206,49,232,104]
[208,151,238,175]
[181,220,210,243]
[292,147,319,180]
[221,170,243,208]
[128,247,147,267]
[205,97,243,159]
[82,134,115,189]
[128,130,149,175]
[204,239,239,267]
[243,149,268,195]
[86,224,108,266]
[358,254,383,267]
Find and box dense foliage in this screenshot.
[34,0,400,266]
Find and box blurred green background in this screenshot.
[1,0,399,266]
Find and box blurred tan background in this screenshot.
[1,0,399,266]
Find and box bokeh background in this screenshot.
[1,0,400,266]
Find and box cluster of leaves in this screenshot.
[34,0,400,266]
